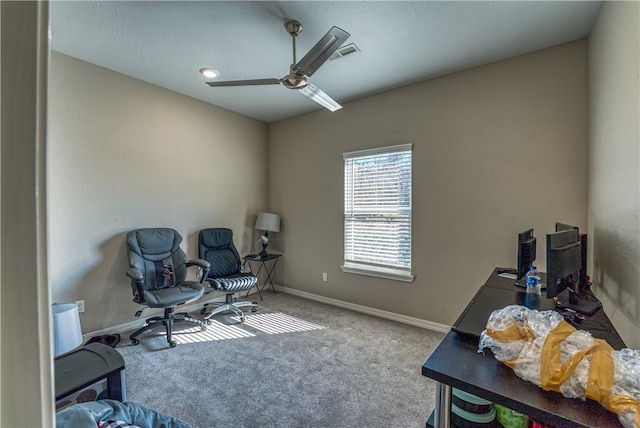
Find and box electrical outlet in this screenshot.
[322,272,328,282]
[76,300,85,313]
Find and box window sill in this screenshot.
[340,264,414,283]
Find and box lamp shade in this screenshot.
[52,303,83,356]
[255,212,280,232]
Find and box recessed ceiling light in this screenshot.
[199,68,219,79]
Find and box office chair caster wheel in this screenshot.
[251,307,257,312]
[169,340,177,348]
[240,316,246,324]
[201,324,207,331]
[131,339,139,346]
[200,308,206,315]
[206,319,212,325]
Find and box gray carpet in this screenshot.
[115,292,444,428]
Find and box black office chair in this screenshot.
[198,228,258,323]
[125,228,210,348]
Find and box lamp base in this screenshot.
[259,242,268,258]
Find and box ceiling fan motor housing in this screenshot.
[285,20,303,37]
[282,69,308,89]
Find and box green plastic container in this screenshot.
[452,388,494,414]
[494,404,529,428]
[451,403,496,427]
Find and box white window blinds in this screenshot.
[343,144,412,279]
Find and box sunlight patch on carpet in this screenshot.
[232,312,326,334]
[171,320,255,344]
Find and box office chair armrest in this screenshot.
[186,259,210,283]
[126,268,146,304]
[126,268,143,281]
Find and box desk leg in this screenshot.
[433,382,451,428]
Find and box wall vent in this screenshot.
[329,43,360,61]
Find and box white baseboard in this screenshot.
[83,287,450,340]
[82,293,234,341]
[276,285,451,334]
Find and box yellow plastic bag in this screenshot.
[478,305,640,428]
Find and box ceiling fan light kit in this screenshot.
[299,83,342,112]
[206,20,350,112]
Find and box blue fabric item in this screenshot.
[56,400,192,428]
[100,421,141,428]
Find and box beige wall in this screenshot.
[588,1,640,349]
[48,53,269,334]
[3,3,635,425]
[269,40,590,326]
[1,2,54,426]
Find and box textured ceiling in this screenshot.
[50,1,602,123]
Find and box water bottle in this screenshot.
[525,265,541,295]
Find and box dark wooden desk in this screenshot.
[422,269,626,428]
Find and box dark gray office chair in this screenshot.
[126,228,209,348]
[198,228,258,323]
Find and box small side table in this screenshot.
[243,253,282,299]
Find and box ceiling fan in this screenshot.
[206,20,350,112]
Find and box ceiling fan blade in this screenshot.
[206,78,281,87]
[294,26,350,77]
[298,83,342,112]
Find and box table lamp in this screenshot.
[52,303,83,356]
[255,212,280,258]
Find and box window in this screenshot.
[342,143,413,282]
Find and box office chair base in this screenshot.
[202,299,258,324]
[130,308,206,348]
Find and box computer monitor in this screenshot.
[546,227,601,315]
[555,222,589,286]
[517,229,536,280]
[555,222,577,232]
